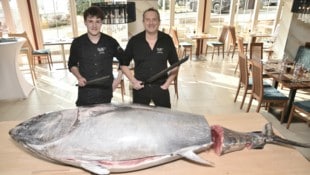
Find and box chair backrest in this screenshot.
[295,46,310,69]
[237,36,245,55]
[219,25,229,43]
[238,53,249,86]
[251,60,264,100]
[8,31,34,53]
[250,42,263,61]
[178,45,185,58]
[228,26,237,45]
[169,27,180,49]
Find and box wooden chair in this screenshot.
[250,42,264,62]
[227,26,248,59]
[113,60,125,102]
[169,27,193,61]
[9,32,53,71]
[170,46,185,99]
[8,32,36,85]
[234,36,247,74]
[205,25,229,60]
[234,53,252,109]
[286,100,310,129]
[246,60,288,120]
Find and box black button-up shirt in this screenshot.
[68,33,123,105]
[120,31,179,84]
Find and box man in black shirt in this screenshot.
[120,8,179,108]
[68,6,123,106]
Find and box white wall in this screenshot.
[285,13,310,60]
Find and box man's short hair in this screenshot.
[143,7,161,21]
[83,6,104,21]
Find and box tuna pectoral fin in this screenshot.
[80,162,110,175]
[178,150,215,167]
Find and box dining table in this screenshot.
[0,37,34,100]
[43,39,73,69]
[264,62,310,122]
[249,33,273,43]
[1,112,309,175]
[186,33,217,57]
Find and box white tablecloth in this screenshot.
[0,38,33,100]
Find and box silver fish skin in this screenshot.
[9,104,213,174]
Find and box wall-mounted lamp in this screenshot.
[291,0,310,23]
[92,2,136,24]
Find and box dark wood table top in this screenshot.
[264,62,310,90]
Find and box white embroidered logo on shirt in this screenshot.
[156,48,164,54]
[97,47,106,54]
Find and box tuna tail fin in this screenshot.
[80,162,110,175]
[178,150,215,167]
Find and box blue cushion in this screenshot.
[263,87,288,100]
[207,41,223,46]
[33,49,50,54]
[179,42,192,47]
[294,100,310,112]
[295,46,310,69]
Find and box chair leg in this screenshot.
[231,45,236,59]
[240,87,248,110]
[246,96,253,112]
[234,61,239,74]
[286,106,295,129]
[174,81,178,99]
[234,83,241,103]
[26,52,36,85]
[227,45,231,56]
[121,80,125,102]
[205,45,209,56]
[222,45,224,59]
[280,102,288,124]
[212,47,215,60]
[256,101,262,113]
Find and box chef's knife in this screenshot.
[75,75,110,87]
[144,55,189,84]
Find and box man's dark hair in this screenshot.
[83,6,104,21]
[143,7,161,21]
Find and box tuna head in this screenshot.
[9,104,213,174]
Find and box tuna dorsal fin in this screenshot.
[178,150,215,167]
[80,162,110,175]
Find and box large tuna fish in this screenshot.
[9,104,213,174]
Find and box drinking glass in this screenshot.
[293,63,302,82]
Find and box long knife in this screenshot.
[75,75,110,87]
[144,55,189,84]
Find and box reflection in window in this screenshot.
[37,0,72,41]
[257,0,278,34]
[158,0,198,47]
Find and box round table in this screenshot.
[0,37,33,100]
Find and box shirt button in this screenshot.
[94,63,97,66]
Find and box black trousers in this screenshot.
[133,84,171,108]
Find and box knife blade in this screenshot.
[75,75,110,87]
[144,55,189,84]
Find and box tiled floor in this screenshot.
[1,53,309,160]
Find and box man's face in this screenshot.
[143,11,160,34]
[84,16,102,36]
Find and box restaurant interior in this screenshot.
[0,0,309,174]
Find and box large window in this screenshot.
[37,0,72,41]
